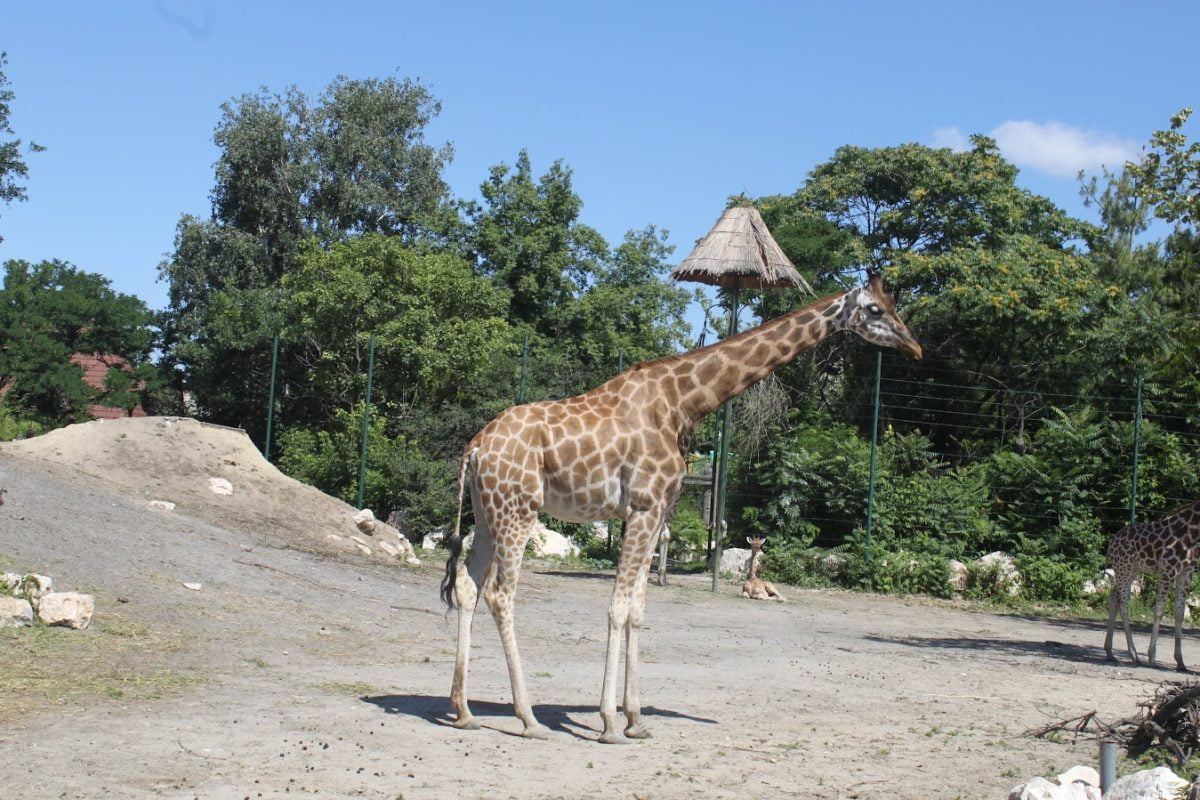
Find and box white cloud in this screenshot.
[990,120,1139,178]
[930,126,970,152]
[928,120,1139,178]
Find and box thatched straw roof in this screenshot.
[671,206,812,292]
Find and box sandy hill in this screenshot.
[1,416,376,558]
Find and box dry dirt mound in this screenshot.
[1,416,371,557]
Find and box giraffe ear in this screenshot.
[866,270,883,294]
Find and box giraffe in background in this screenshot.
[1105,499,1200,671]
[441,272,922,742]
[742,536,785,601]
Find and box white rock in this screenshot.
[326,533,343,542]
[1056,766,1100,790]
[183,582,202,591]
[720,548,751,577]
[15,573,52,601]
[37,592,95,629]
[1,573,22,594]
[978,551,1022,596]
[1010,776,1061,800]
[353,509,376,535]
[350,534,371,548]
[208,477,233,496]
[947,559,969,592]
[1104,766,1189,800]
[354,542,371,556]
[148,500,176,511]
[528,520,580,558]
[378,540,400,558]
[0,596,33,628]
[422,526,447,551]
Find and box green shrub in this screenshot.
[1018,556,1088,603]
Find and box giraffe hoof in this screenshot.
[598,730,629,745]
[522,723,550,740]
[453,716,481,731]
[624,724,653,740]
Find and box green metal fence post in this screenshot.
[1130,374,1144,524]
[711,279,740,591]
[356,333,376,511]
[263,333,280,461]
[517,332,530,405]
[864,351,883,586]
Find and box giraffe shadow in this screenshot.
[361,693,718,740]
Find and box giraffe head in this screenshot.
[747,536,766,553]
[845,272,923,359]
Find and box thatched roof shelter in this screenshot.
[670,205,812,293]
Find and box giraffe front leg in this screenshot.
[598,594,629,744]
[1104,586,1119,662]
[1119,584,1142,666]
[1149,585,1167,667]
[622,558,653,740]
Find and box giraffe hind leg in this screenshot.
[1174,571,1191,672]
[483,509,549,739]
[450,502,493,730]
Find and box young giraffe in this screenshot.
[741,536,785,601]
[441,272,922,743]
[1104,499,1200,671]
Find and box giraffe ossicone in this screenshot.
[441,271,921,742]
[1104,499,1200,672]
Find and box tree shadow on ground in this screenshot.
[362,694,718,741]
[864,630,1192,673]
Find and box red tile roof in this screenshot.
[69,354,147,419]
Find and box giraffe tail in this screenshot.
[440,447,475,609]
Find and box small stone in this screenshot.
[148,500,176,512]
[208,477,233,496]
[183,582,202,591]
[378,540,400,558]
[353,509,376,535]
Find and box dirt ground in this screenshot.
[0,417,1180,799]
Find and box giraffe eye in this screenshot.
[867,303,882,316]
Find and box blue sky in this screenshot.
[2,1,1197,331]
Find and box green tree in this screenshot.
[0,260,155,424]
[159,75,454,434]
[281,234,514,418]
[467,150,608,336]
[564,225,694,375]
[0,52,44,241]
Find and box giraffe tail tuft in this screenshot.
[440,447,474,609]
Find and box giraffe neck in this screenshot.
[675,290,854,423]
[747,549,759,580]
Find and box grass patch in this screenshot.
[0,612,202,721]
[317,681,379,697]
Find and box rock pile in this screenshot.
[0,572,95,630]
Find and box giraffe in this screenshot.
[741,536,785,601]
[1104,498,1200,671]
[440,271,922,743]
